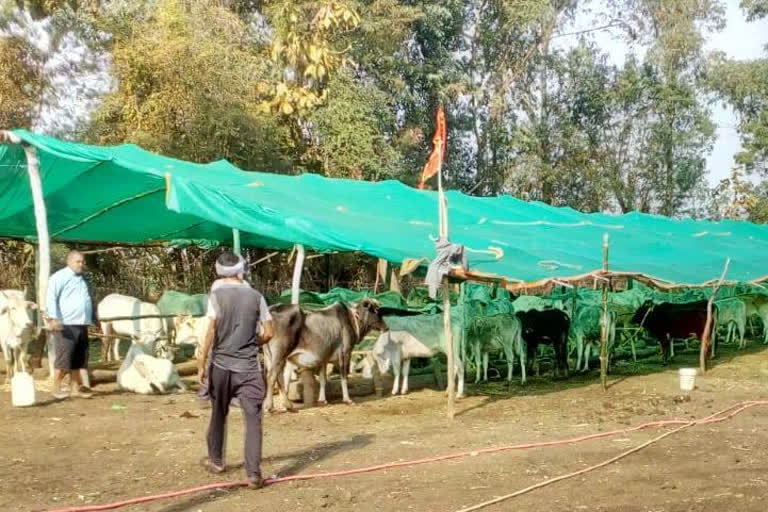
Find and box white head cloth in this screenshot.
[215,254,246,277]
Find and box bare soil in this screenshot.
[1,344,767,512]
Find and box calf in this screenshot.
[263,298,383,411]
[117,343,186,394]
[98,294,169,362]
[632,301,717,363]
[468,314,525,384]
[515,309,570,379]
[570,306,617,373]
[373,312,466,396]
[0,290,37,383]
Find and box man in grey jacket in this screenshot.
[197,251,273,488]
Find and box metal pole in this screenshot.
[600,234,610,391]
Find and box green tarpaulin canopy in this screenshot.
[3,129,768,287]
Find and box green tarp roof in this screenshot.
[3,129,768,287]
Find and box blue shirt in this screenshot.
[47,267,93,326]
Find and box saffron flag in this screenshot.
[418,105,447,190]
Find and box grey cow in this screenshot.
[263,298,384,411]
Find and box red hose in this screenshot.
[36,399,768,512]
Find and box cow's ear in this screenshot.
[0,306,7,315]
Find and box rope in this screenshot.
[454,400,767,512]
[34,400,767,512]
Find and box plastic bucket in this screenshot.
[678,368,697,392]
[11,372,36,407]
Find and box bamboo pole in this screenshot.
[435,137,455,419]
[291,244,305,305]
[232,228,241,256]
[600,233,610,391]
[701,258,730,373]
[442,279,456,419]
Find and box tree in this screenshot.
[0,36,43,129]
[86,0,292,172]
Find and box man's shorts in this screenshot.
[53,325,89,370]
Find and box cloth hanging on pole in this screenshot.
[426,238,468,299]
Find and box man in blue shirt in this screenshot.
[46,250,94,399]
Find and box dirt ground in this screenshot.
[1,343,767,512]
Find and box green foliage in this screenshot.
[0,36,43,129]
[86,0,293,172]
[304,72,403,180]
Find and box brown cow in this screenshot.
[263,298,384,411]
[632,301,717,363]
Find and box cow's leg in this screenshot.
[670,336,675,359]
[560,337,569,377]
[2,343,13,383]
[317,365,328,405]
[401,358,411,395]
[739,320,746,349]
[473,343,482,384]
[455,357,465,398]
[431,356,443,389]
[113,335,122,362]
[100,323,111,362]
[575,334,584,373]
[505,345,514,381]
[391,351,401,395]
[482,352,489,382]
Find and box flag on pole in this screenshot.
[418,105,447,190]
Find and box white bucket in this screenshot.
[11,372,36,407]
[678,368,697,392]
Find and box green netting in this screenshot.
[0,130,768,284]
[4,131,768,287]
[275,287,439,314]
[156,290,208,316]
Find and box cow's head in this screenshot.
[134,331,175,360]
[174,315,204,346]
[0,291,37,339]
[353,298,384,339]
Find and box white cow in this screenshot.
[373,329,465,397]
[715,297,747,352]
[117,343,186,394]
[0,290,37,382]
[98,294,169,362]
[173,315,210,358]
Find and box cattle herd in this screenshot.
[2,287,768,407]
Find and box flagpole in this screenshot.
[436,125,456,420]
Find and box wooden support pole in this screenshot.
[325,253,332,292]
[291,244,305,305]
[442,279,456,419]
[600,233,610,391]
[232,228,241,256]
[701,258,730,373]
